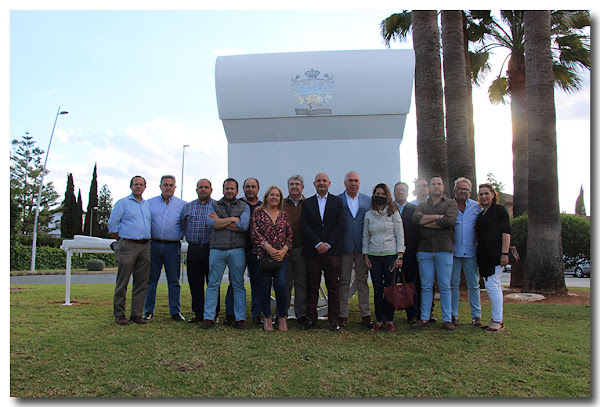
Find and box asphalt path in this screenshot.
[10,269,591,288]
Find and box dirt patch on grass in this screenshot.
[502,289,590,305]
[50,300,93,306]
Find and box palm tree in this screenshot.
[381,11,486,191]
[441,11,474,194]
[472,10,590,217]
[523,10,566,295]
[408,11,448,183]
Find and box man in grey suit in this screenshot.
[338,171,373,329]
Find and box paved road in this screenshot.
[10,270,590,288]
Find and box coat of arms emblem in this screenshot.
[291,68,335,115]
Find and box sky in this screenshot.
[6,6,592,220]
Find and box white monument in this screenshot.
[215,49,414,195]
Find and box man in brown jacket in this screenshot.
[283,174,308,328]
[411,175,458,331]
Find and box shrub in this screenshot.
[510,213,591,269]
[10,240,117,271]
[86,259,105,271]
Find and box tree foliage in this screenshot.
[575,185,586,216]
[60,173,77,238]
[10,133,59,234]
[83,164,99,236]
[96,184,113,238]
[511,213,590,270]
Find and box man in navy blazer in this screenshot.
[301,172,345,332]
[337,171,373,329]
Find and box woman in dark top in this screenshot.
[251,186,293,332]
[476,183,511,332]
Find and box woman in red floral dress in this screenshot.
[251,185,293,331]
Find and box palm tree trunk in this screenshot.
[412,10,448,184]
[523,10,566,295]
[463,12,476,190]
[442,10,473,196]
[508,49,529,218]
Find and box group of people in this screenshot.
[107,171,511,333]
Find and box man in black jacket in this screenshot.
[300,173,345,332]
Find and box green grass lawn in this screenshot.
[10,283,590,397]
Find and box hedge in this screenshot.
[510,213,590,269]
[10,241,117,271]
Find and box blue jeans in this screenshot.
[259,258,288,318]
[451,256,481,319]
[144,241,181,315]
[204,248,246,321]
[225,249,261,318]
[417,251,453,322]
[368,255,396,323]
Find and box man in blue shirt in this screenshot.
[450,177,483,327]
[108,175,152,326]
[143,175,188,322]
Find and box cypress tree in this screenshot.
[83,164,99,236]
[61,173,77,238]
[76,189,83,235]
[575,186,586,216]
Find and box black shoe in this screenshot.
[143,312,153,321]
[252,315,263,325]
[300,319,316,331]
[329,323,340,332]
[171,313,185,322]
[223,314,235,325]
[429,316,437,323]
[187,314,203,323]
[297,316,308,328]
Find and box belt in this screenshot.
[121,238,149,244]
[189,242,210,248]
[152,239,181,244]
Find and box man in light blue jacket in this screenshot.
[337,171,373,329]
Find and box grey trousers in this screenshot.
[285,247,307,319]
[113,239,151,318]
[340,250,371,318]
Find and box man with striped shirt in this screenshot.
[181,179,220,323]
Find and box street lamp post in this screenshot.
[89,206,98,236]
[30,107,69,273]
[181,144,189,199]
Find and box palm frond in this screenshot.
[380,11,412,47]
[488,77,509,105]
[553,63,583,93]
[470,51,491,86]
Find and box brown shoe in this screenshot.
[129,316,147,325]
[338,317,347,328]
[442,321,456,331]
[200,319,215,329]
[115,315,129,326]
[485,321,505,332]
[411,320,430,329]
[362,316,374,329]
[471,317,482,327]
[386,322,395,332]
[234,320,248,330]
[263,316,273,331]
[452,316,460,326]
[278,316,288,331]
[372,322,383,333]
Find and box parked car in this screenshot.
[564,261,591,278]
